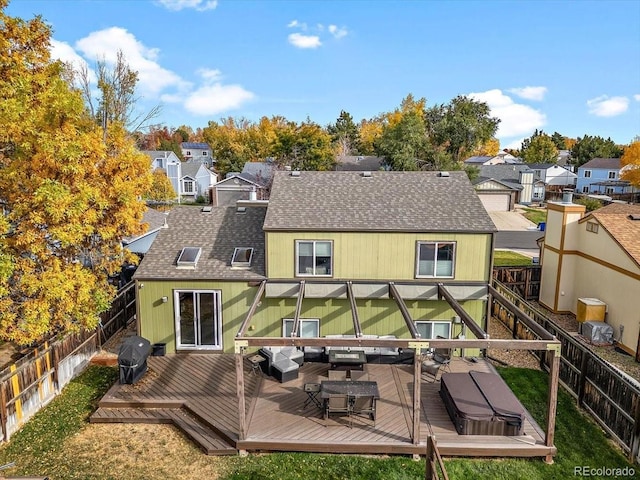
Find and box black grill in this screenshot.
[118,336,151,384]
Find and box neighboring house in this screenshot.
[463,150,522,166]
[213,162,276,206]
[143,150,182,197]
[181,142,213,167]
[134,170,497,355]
[539,198,640,357]
[576,158,635,196]
[473,164,542,210]
[122,208,168,256]
[335,155,385,171]
[528,163,578,198]
[180,163,217,202]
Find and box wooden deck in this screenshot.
[91,355,556,459]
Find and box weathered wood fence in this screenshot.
[492,266,541,300]
[492,280,640,463]
[0,281,135,441]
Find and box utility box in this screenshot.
[576,298,607,323]
[582,321,613,345]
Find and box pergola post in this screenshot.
[235,342,247,441]
[545,346,560,464]
[412,349,422,444]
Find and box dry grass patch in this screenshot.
[62,423,227,479]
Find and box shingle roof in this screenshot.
[134,206,266,280]
[123,208,168,243]
[240,162,276,186]
[464,156,492,164]
[580,158,621,169]
[181,163,202,178]
[263,171,496,233]
[585,203,640,267]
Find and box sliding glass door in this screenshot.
[174,290,222,350]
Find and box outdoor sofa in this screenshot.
[259,346,304,383]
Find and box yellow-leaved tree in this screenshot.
[620,141,640,188]
[0,3,152,344]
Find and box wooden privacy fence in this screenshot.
[425,436,449,480]
[492,266,541,301]
[0,281,135,442]
[492,280,640,463]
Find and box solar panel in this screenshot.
[177,247,202,268]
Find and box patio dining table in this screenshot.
[320,380,380,424]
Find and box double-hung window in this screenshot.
[296,240,332,276]
[416,242,455,278]
[183,179,194,194]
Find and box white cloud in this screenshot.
[184,84,254,116]
[287,20,308,30]
[75,27,187,96]
[469,89,546,139]
[508,86,547,101]
[633,94,640,102]
[156,0,218,11]
[288,33,322,49]
[328,24,348,39]
[587,95,629,117]
[198,68,222,82]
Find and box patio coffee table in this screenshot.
[328,350,367,371]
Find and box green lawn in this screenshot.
[494,250,535,266]
[521,207,547,226]
[0,365,637,480]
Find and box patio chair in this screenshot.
[328,370,347,380]
[351,395,376,426]
[324,394,351,426]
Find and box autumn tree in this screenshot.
[430,95,500,164]
[327,110,360,156]
[571,135,624,166]
[77,49,161,132]
[358,118,383,155]
[470,138,500,156]
[620,141,640,188]
[520,131,559,164]
[146,169,177,204]
[0,4,152,344]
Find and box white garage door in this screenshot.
[478,193,511,212]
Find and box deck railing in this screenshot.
[425,436,449,480]
[492,279,640,463]
[492,266,541,300]
[0,281,135,441]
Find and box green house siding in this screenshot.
[138,279,485,355]
[266,232,492,281]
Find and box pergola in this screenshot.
[233,279,561,463]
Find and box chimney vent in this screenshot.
[249,187,257,201]
[562,189,573,203]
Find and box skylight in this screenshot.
[177,247,202,269]
[231,247,254,269]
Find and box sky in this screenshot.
[7,0,640,149]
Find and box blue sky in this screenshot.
[7,0,640,148]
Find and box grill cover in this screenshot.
[118,336,151,384]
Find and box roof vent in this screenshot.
[629,214,640,221]
[177,247,202,269]
[236,206,247,214]
[361,171,372,177]
[201,206,212,213]
[438,171,450,177]
[290,170,300,177]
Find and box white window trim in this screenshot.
[608,171,616,179]
[415,320,452,339]
[415,241,456,279]
[295,240,333,277]
[183,179,195,194]
[174,289,223,351]
[283,318,320,337]
[582,186,589,193]
[584,170,591,178]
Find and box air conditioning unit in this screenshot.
[576,298,606,323]
[581,321,613,345]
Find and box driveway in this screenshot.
[490,210,543,257]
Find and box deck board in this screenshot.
[91,355,555,459]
